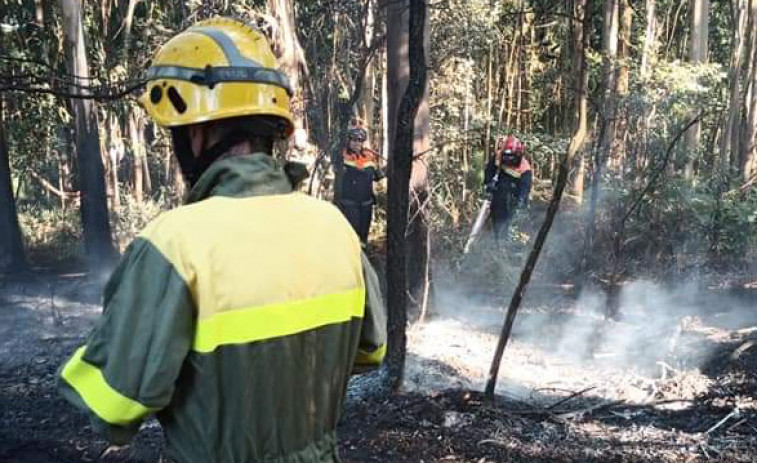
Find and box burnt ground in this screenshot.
[2,273,757,463]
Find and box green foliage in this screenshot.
[111,194,167,251]
[17,205,82,265]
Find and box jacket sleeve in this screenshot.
[484,155,497,185]
[57,236,195,444]
[353,252,387,370]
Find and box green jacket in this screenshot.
[58,153,386,463]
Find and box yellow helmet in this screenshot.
[139,17,294,137]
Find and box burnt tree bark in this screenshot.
[387,0,432,320]
[60,0,116,266]
[0,95,26,273]
[386,0,428,391]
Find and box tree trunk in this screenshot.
[722,0,747,169]
[0,95,26,273]
[59,0,116,266]
[129,112,143,204]
[743,0,757,180]
[485,43,494,162]
[386,0,428,392]
[614,0,633,169]
[567,0,582,199]
[486,0,590,399]
[382,48,390,158]
[387,0,432,320]
[106,115,121,214]
[583,0,604,274]
[360,0,377,132]
[640,0,657,78]
[684,0,710,178]
[599,0,620,169]
[269,0,307,144]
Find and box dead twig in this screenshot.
[731,341,755,360]
[546,386,596,411]
[705,408,741,436]
[725,418,747,434]
[554,400,625,421]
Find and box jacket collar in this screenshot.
[186,153,294,204]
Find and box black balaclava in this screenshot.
[170,116,288,186]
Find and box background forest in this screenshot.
[0,0,755,289]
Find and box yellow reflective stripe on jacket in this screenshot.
[355,343,386,366]
[60,347,155,425]
[193,288,366,353]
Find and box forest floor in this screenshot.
[1,271,757,462]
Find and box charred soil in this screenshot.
[1,274,757,463]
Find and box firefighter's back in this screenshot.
[150,193,365,463]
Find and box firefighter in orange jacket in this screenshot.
[484,135,533,238]
[334,124,384,243]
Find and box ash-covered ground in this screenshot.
[2,273,756,462]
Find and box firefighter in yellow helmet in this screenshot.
[57,18,386,463]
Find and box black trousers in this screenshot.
[337,200,373,243]
[490,188,518,239]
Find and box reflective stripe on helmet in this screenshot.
[145,65,293,96]
[192,26,264,68]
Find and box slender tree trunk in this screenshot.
[107,115,121,214]
[722,0,747,169]
[128,112,143,204]
[59,0,116,266]
[382,49,390,158]
[360,0,377,132]
[583,0,604,274]
[485,42,494,162]
[743,0,757,180]
[640,0,657,78]
[614,0,633,170]
[0,95,26,273]
[386,0,428,392]
[269,0,308,145]
[684,0,710,178]
[569,0,589,200]
[599,0,620,169]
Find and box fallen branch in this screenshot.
[29,170,80,199]
[730,341,755,360]
[546,386,597,411]
[553,400,625,421]
[705,408,741,436]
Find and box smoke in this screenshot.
[431,276,757,379]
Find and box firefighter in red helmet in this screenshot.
[484,135,533,238]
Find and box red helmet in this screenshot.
[501,135,525,155]
[498,135,525,167]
